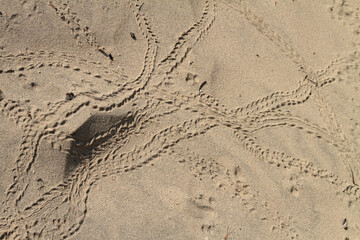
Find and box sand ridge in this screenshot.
[1,0,360,239]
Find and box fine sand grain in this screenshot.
[1,0,360,239]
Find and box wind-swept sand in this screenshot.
[1,0,360,239]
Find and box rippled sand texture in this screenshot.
[1,0,360,239]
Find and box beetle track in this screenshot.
[1,0,360,239]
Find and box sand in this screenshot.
[0,0,360,239]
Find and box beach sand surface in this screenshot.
[1,0,360,239]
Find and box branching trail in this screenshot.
[0,0,359,239]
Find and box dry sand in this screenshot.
[1,0,360,239]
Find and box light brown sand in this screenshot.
[1,0,360,239]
